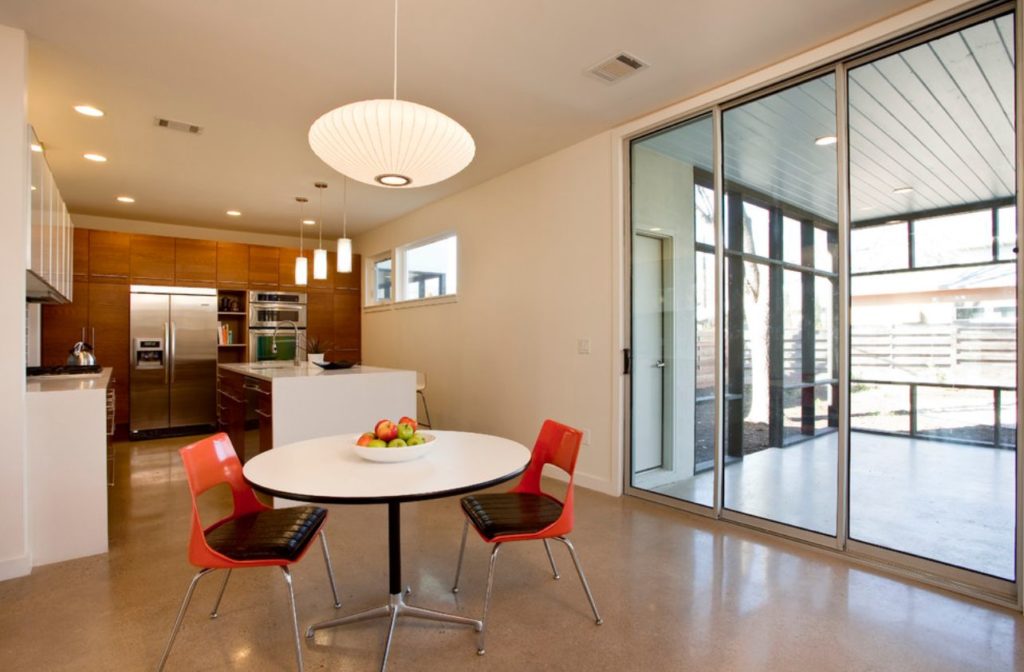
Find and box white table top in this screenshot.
[243,430,531,503]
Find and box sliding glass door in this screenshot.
[627,4,1019,599]
[847,12,1017,581]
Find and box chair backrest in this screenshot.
[178,433,264,566]
[513,419,583,496]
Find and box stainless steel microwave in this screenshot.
[248,291,307,328]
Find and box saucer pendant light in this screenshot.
[307,0,474,188]
[294,197,309,286]
[337,177,352,273]
[313,182,328,280]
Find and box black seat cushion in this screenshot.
[461,493,563,540]
[206,506,326,562]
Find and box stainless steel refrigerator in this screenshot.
[130,286,218,436]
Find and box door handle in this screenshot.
[163,322,169,384]
[654,360,666,368]
[170,322,176,384]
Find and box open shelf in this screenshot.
[218,311,246,316]
[218,344,246,348]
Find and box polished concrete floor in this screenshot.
[648,432,1016,579]
[1,434,1022,671]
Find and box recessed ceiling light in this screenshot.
[83,153,107,162]
[116,196,135,203]
[226,210,242,217]
[303,219,316,225]
[893,186,914,194]
[74,105,104,117]
[30,143,43,153]
[815,135,837,146]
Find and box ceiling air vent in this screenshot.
[586,52,649,83]
[154,117,203,135]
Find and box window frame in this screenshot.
[364,251,394,308]
[394,231,459,305]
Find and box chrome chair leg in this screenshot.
[477,543,502,655]
[542,539,560,580]
[209,569,232,618]
[452,518,469,593]
[555,537,602,625]
[280,567,304,672]
[319,530,342,608]
[417,390,433,428]
[157,568,214,672]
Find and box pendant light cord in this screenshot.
[318,186,324,247]
[393,0,398,100]
[342,178,348,238]
[297,198,305,254]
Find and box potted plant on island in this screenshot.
[306,336,330,365]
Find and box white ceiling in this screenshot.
[0,0,926,237]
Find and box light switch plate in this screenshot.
[577,338,591,355]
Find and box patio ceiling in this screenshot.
[642,13,1016,225]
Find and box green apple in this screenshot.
[387,438,407,448]
[396,422,415,441]
[406,434,425,446]
[368,439,387,448]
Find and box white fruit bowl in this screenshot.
[352,433,436,463]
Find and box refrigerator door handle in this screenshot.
[163,322,170,384]
[170,321,177,384]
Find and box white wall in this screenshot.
[355,132,621,495]
[0,24,30,580]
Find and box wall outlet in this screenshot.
[581,428,591,445]
[577,338,591,355]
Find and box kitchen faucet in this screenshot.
[270,320,301,366]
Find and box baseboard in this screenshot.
[546,468,622,497]
[0,553,32,582]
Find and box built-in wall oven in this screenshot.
[248,291,307,363]
[248,290,307,328]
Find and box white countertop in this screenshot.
[219,362,404,382]
[27,368,113,394]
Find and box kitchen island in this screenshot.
[217,363,416,454]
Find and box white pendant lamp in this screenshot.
[294,197,309,286]
[308,0,474,189]
[313,182,328,280]
[337,177,352,273]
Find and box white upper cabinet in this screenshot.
[27,126,73,303]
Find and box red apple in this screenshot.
[374,419,398,442]
[399,416,418,432]
[356,432,375,447]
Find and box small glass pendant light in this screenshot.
[294,196,309,286]
[337,177,353,273]
[313,182,328,280]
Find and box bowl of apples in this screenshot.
[352,417,435,463]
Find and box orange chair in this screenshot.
[157,433,341,672]
[451,420,602,654]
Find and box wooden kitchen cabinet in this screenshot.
[278,248,310,290]
[216,242,249,287]
[335,253,362,291]
[217,370,247,458]
[332,289,361,362]
[174,238,218,286]
[41,279,90,367]
[89,282,130,424]
[130,234,175,284]
[248,246,279,288]
[306,291,333,351]
[73,228,89,280]
[246,377,273,454]
[88,231,130,282]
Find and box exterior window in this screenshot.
[397,234,457,301]
[366,255,392,305]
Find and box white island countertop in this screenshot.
[27,368,113,393]
[218,362,401,382]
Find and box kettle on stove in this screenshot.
[67,341,97,366]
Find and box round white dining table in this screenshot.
[242,430,531,671]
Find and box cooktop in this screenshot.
[27,365,104,377]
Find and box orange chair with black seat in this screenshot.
[157,433,341,672]
[451,419,602,655]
